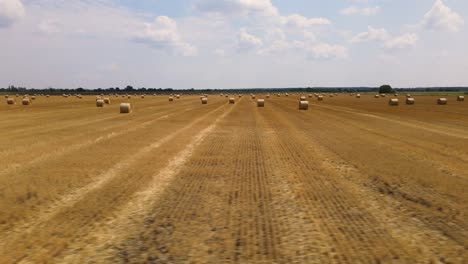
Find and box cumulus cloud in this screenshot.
[350,26,389,43]
[350,26,418,49]
[134,16,198,57]
[341,6,380,16]
[0,0,25,28]
[237,28,263,51]
[307,43,348,60]
[194,0,278,17]
[384,33,418,49]
[282,14,330,28]
[421,0,464,32]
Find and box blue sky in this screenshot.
[0,0,467,89]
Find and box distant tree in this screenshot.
[379,85,393,94]
[124,85,134,91]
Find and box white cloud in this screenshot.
[134,16,198,57]
[194,0,278,17]
[0,0,25,28]
[341,6,380,16]
[422,0,464,32]
[237,28,263,51]
[350,26,389,43]
[350,26,418,50]
[384,33,418,49]
[282,14,330,28]
[307,43,348,60]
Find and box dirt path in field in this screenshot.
[0,98,230,263]
[0,95,466,263]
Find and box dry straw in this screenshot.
[120,103,132,113]
[388,98,399,106]
[299,101,309,110]
[257,99,265,107]
[96,99,105,107]
[406,98,415,105]
[437,98,447,105]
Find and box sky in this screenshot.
[0,0,467,89]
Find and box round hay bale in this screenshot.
[406,94,411,98]
[127,95,132,99]
[388,98,399,106]
[229,98,235,104]
[169,97,174,101]
[329,94,334,98]
[375,95,380,98]
[308,94,313,98]
[176,95,181,99]
[257,99,265,107]
[266,94,270,98]
[4,95,8,99]
[437,98,447,105]
[394,94,399,97]
[202,97,208,104]
[457,96,464,101]
[381,94,386,97]
[299,101,309,110]
[406,98,415,105]
[300,96,306,101]
[317,95,324,101]
[251,95,256,99]
[46,95,50,98]
[104,98,111,104]
[96,99,105,107]
[120,103,132,113]
[22,98,31,105]
[7,98,15,105]
[356,94,361,98]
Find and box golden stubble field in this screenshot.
[0,93,467,263]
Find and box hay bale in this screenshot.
[437,98,447,105]
[406,98,415,105]
[457,96,465,101]
[394,94,399,97]
[22,98,31,105]
[381,94,386,97]
[127,95,131,99]
[266,94,270,98]
[104,98,111,104]
[329,94,334,98]
[388,98,399,106]
[406,94,411,98]
[257,99,265,107]
[176,95,181,99]
[7,98,15,105]
[300,96,307,101]
[202,97,208,104]
[120,103,132,113]
[251,95,256,99]
[96,99,105,107]
[299,101,309,110]
[169,97,174,101]
[229,98,235,104]
[308,94,313,98]
[317,96,324,101]
[375,95,380,98]
[356,94,361,98]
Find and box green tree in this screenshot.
[379,85,393,94]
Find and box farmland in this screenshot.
[0,94,467,263]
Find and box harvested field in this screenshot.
[0,94,467,263]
